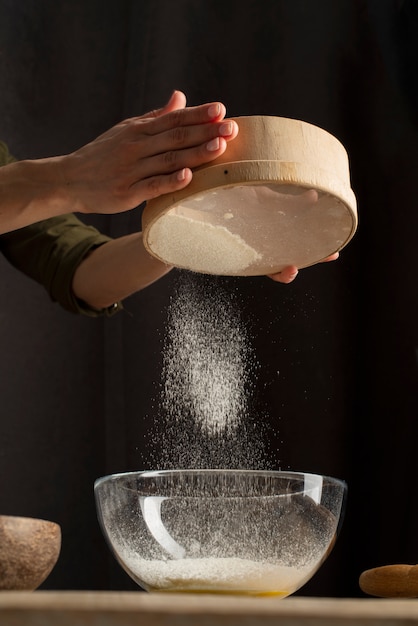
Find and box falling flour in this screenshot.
[149,271,274,470]
[132,272,332,596]
[119,553,314,595]
[148,212,261,274]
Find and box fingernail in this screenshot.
[208,103,221,119]
[206,137,220,151]
[177,168,186,181]
[219,122,233,136]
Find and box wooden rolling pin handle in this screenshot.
[359,564,418,598]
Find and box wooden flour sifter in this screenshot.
[142,115,358,275]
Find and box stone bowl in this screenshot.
[0,515,61,590]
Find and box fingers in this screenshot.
[116,93,238,179]
[132,90,187,122]
[137,167,195,201]
[142,117,238,158]
[128,111,236,200]
[124,96,226,131]
[130,134,232,200]
[137,100,228,136]
[118,91,219,134]
[321,252,339,262]
[301,189,319,204]
[268,252,340,284]
[159,90,187,115]
[268,266,299,284]
[134,120,238,179]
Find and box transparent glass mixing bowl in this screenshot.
[94,469,347,597]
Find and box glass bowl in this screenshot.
[94,469,347,597]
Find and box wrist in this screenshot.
[0,156,73,232]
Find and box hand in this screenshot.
[60,90,239,214]
[268,253,340,283]
[264,188,339,283]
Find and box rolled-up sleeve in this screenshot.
[0,215,116,315]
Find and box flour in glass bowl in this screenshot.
[119,552,314,596]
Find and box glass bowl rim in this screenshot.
[94,468,347,492]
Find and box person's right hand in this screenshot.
[60,90,239,215]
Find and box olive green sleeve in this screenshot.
[0,141,121,316]
[0,140,15,166]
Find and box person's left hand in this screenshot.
[268,252,339,283]
[263,187,340,283]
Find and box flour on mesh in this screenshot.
[148,212,261,274]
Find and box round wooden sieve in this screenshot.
[142,116,358,276]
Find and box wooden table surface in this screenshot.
[0,591,418,626]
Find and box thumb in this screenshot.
[163,90,187,113]
[137,90,187,122]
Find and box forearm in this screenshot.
[0,158,70,233]
[71,232,172,310]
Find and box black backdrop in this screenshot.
[0,0,417,597]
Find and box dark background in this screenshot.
[0,0,417,597]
